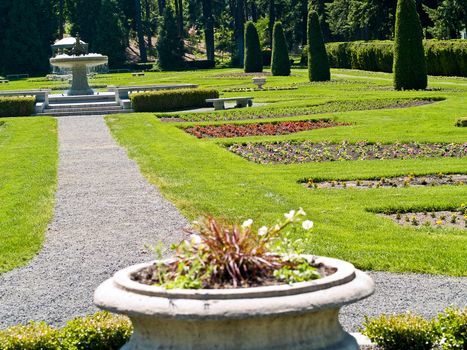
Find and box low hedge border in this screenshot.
[0,311,132,350]
[455,118,466,127]
[301,40,467,77]
[0,97,35,117]
[130,88,219,112]
[361,307,466,350]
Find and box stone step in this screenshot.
[47,101,120,109]
[48,93,116,104]
[36,109,133,117]
[47,105,123,113]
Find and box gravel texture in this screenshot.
[0,115,466,334]
[0,115,187,329]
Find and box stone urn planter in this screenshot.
[252,77,267,89]
[94,255,374,350]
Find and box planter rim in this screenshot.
[112,255,355,300]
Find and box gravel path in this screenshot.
[0,115,465,332]
[0,115,187,328]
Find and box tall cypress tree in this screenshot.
[244,21,263,72]
[271,22,290,76]
[393,0,427,90]
[156,6,185,70]
[307,10,330,82]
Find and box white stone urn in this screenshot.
[252,77,267,89]
[94,256,374,350]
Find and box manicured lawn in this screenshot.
[106,68,467,276]
[0,117,57,273]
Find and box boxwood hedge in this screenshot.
[0,97,35,117]
[130,88,219,112]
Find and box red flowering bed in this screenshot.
[184,120,350,139]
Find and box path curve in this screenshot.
[0,115,465,331]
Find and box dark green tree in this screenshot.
[244,21,263,72]
[423,0,467,39]
[307,10,330,81]
[393,0,427,90]
[156,6,186,70]
[271,22,290,76]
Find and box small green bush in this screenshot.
[437,307,467,349]
[307,11,330,82]
[362,313,438,350]
[0,321,60,350]
[131,89,219,112]
[244,21,263,73]
[61,311,132,350]
[0,97,35,117]
[455,118,467,127]
[271,22,290,76]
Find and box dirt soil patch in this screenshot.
[228,141,467,164]
[382,209,466,230]
[305,174,466,189]
[184,120,350,139]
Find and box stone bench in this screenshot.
[6,74,29,80]
[0,80,9,84]
[108,84,199,107]
[132,72,145,77]
[0,90,51,114]
[206,97,254,110]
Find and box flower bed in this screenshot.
[221,86,297,92]
[304,174,466,189]
[381,206,466,230]
[158,98,441,123]
[184,120,350,139]
[228,141,467,164]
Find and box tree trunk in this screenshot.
[175,0,184,37]
[251,1,258,22]
[268,0,275,46]
[59,0,64,38]
[301,0,307,45]
[234,0,245,65]
[158,0,165,13]
[144,0,152,55]
[135,0,147,62]
[201,0,215,61]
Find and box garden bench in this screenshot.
[206,97,254,110]
[6,74,29,80]
[0,80,9,84]
[132,72,145,77]
[108,84,198,107]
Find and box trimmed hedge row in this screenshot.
[130,88,219,112]
[0,97,35,117]
[362,307,467,350]
[301,40,467,77]
[0,312,132,350]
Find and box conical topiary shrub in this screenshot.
[271,22,290,76]
[307,10,330,82]
[393,0,427,90]
[244,21,263,73]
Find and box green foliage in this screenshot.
[244,21,263,73]
[130,89,219,112]
[393,0,427,90]
[307,11,330,82]
[271,22,291,76]
[455,117,467,127]
[156,6,186,71]
[423,0,467,40]
[325,40,467,77]
[362,313,438,350]
[0,97,35,117]
[0,312,132,350]
[61,311,132,350]
[0,322,60,350]
[436,307,467,349]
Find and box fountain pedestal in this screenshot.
[69,64,93,95]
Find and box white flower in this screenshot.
[242,219,253,228]
[284,210,296,220]
[190,234,202,245]
[274,224,281,231]
[258,226,268,236]
[297,207,306,216]
[302,220,314,230]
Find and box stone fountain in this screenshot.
[50,35,108,96]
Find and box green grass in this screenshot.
[0,117,57,273]
[105,68,467,276]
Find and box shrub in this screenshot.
[61,311,132,350]
[437,307,467,349]
[244,21,263,73]
[156,6,185,71]
[0,322,60,350]
[393,0,427,90]
[271,22,290,76]
[131,89,219,112]
[0,96,35,117]
[455,118,467,127]
[307,11,330,82]
[362,313,438,350]
[262,49,272,66]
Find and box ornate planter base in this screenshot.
[95,257,374,350]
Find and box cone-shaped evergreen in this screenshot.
[271,22,290,76]
[393,0,427,90]
[156,6,186,70]
[244,21,263,72]
[307,11,330,82]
